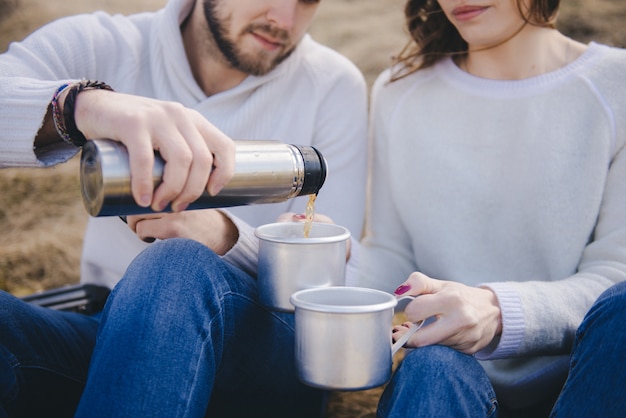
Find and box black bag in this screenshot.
[20,283,110,315]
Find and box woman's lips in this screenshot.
[452,5,489,22]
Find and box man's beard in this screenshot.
[203,0,297,76]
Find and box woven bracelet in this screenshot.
[51,83,72,144]
[61,80,114,147]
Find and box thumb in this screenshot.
[276,212,298,223]
[394,272,440,297]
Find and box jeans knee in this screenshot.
[580,282,626,341]
[0,291,34,338]
[382,346,495,417]
[592,282,626,320]
[107,238,254,323]
[595,281,626,308]
[396,345,476,384]
[117,238,226,295]
[0,291,22,317]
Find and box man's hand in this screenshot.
[392,272,503,354]
[73,89,236,213]
[127,209,239,255]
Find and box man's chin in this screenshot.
[233,53,283,76]
[228,39,296,76]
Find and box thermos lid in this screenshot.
[297,145,327,196]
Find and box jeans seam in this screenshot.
[223,291,296,332]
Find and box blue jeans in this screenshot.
[1,238,325,417]
[78,238,325,417]
[550,281,626,418]
[377,281,626,418]
[0,292,98,418]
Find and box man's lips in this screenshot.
[250,31,284,50]
[452,5,489,21]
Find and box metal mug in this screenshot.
[255,222,350,312]
[290,286,422,391]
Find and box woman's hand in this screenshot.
[392,272,502,355]
[275,212,334,224]
[73,89,236,213]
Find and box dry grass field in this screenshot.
[1,0,625,416]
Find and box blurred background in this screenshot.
[2,0,623,295]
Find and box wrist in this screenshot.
[213,210,239,255]
[481,286,503,336]
[51,80,113,147]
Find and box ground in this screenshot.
[1,0,624,416]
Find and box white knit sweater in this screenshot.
[355,42,626,407]
[0,0,368,288]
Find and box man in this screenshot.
[0,0,367,416]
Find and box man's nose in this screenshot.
[265,0,298,30]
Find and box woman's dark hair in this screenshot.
[391,0,561,80]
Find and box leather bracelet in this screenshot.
[61,80,114,147]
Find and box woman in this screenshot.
[354,0,626,416]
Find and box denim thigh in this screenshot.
[0,291,98,418]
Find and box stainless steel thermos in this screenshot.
[80,138,327,217]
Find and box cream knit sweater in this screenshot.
[0,0,368,288]
[355,42,626,407]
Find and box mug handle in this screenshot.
[391,295,424,356]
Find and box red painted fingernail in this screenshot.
[294,214,306,219]
[394,284,411,295]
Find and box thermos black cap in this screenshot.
[297,145,327,197]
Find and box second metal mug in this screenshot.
[290,286,422,391]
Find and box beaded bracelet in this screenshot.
[52,80,114,147]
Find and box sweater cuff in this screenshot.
[0,79,78,167]
[474,282,525,360]
[220,211,259,278]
